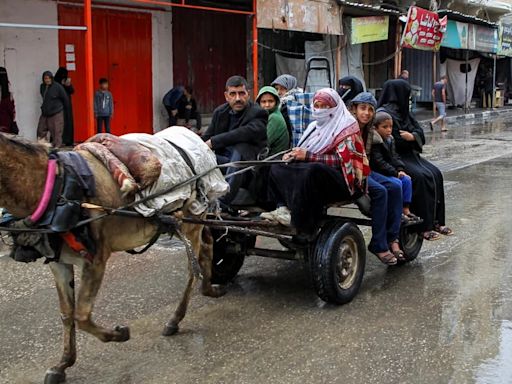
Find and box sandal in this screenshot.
[373,250,397,266]
[423,231,441,241]
[434,225,454,236]
[389,240,406,262]
[406,212,421,222]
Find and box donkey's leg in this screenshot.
[44,262,76,384]
[75,255,130,342]
[162,223,203,336]
[199,227,226,298]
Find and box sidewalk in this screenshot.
[414,105,512,129]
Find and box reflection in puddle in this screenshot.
[475,320,512,383]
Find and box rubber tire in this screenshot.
[210,230,255,285]
[310,221,366,304]
[398,223,423,264]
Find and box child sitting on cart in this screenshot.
[370,111,419,222]
[350,92,404,265]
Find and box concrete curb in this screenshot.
[418,108,512,129]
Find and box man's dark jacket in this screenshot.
[40,82,69,117]
[203,101,268,160]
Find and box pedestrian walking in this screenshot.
[0,67,17,134]
[54,67,75,145]
[94,78,114,134]
[430,75,448,132]
[37,71,69,148]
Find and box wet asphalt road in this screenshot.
[2,116,512,384]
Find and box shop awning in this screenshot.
[437,9,498,28]
[335,0,400,17]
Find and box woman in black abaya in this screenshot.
[54,67,75,146]
[377,79,452,240]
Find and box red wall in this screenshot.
[58,5,153,142]
[172,8,247,113]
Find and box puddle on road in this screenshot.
[475,320,512,384]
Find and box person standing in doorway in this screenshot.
[94,78,114,134]
[0,67,17,134]
[430,75,448,132]
[38,71,69,147]
[54,67,75,145]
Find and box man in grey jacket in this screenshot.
[37,71,69,148]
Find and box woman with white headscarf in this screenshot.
[261,88,370,237]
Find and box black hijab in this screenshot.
[54,67,68,85]
[377,79,412,125]
[338,76,364,103]
[0,67,10,100]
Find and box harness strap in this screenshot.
[125,231,161,255]
[30,159,58,223]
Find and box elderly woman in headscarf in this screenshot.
[272,74,303,103]
[338,76,364,104]
[377,79,452,240]
[261,88,370,238]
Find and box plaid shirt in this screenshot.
[286,92,314,146]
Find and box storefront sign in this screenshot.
[473,25,498,53]
[441,20,468,49]
[401,6,447,51]
[499,21,512,56]
[351,16,389,44]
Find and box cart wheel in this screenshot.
[398,223,423,263]
[310,221,366,304]
[210,230,255,285]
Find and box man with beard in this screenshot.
[203,75,267,204]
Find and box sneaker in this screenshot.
[260,206,291,226]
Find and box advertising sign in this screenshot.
[499,21,512,56]
[441,20,468,49]
[401,6,447,51]
[472,25,498,53]
[351,16,389,44]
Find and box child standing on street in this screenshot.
[94,78,113,134]
[371,111,419,222]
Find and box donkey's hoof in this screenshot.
[113,325,130,342]
[44,369,66,384]
[162,323,179,336]
[203,284,227,298]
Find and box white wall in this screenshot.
[0,0,59,140]
[0,0,173,139]
[152,10,173,132]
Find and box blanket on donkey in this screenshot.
[123,127,229,216]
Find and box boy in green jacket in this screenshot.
[256,86,290,155]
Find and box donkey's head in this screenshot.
[0,133,50,216]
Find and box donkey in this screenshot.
[0,133,223,384]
